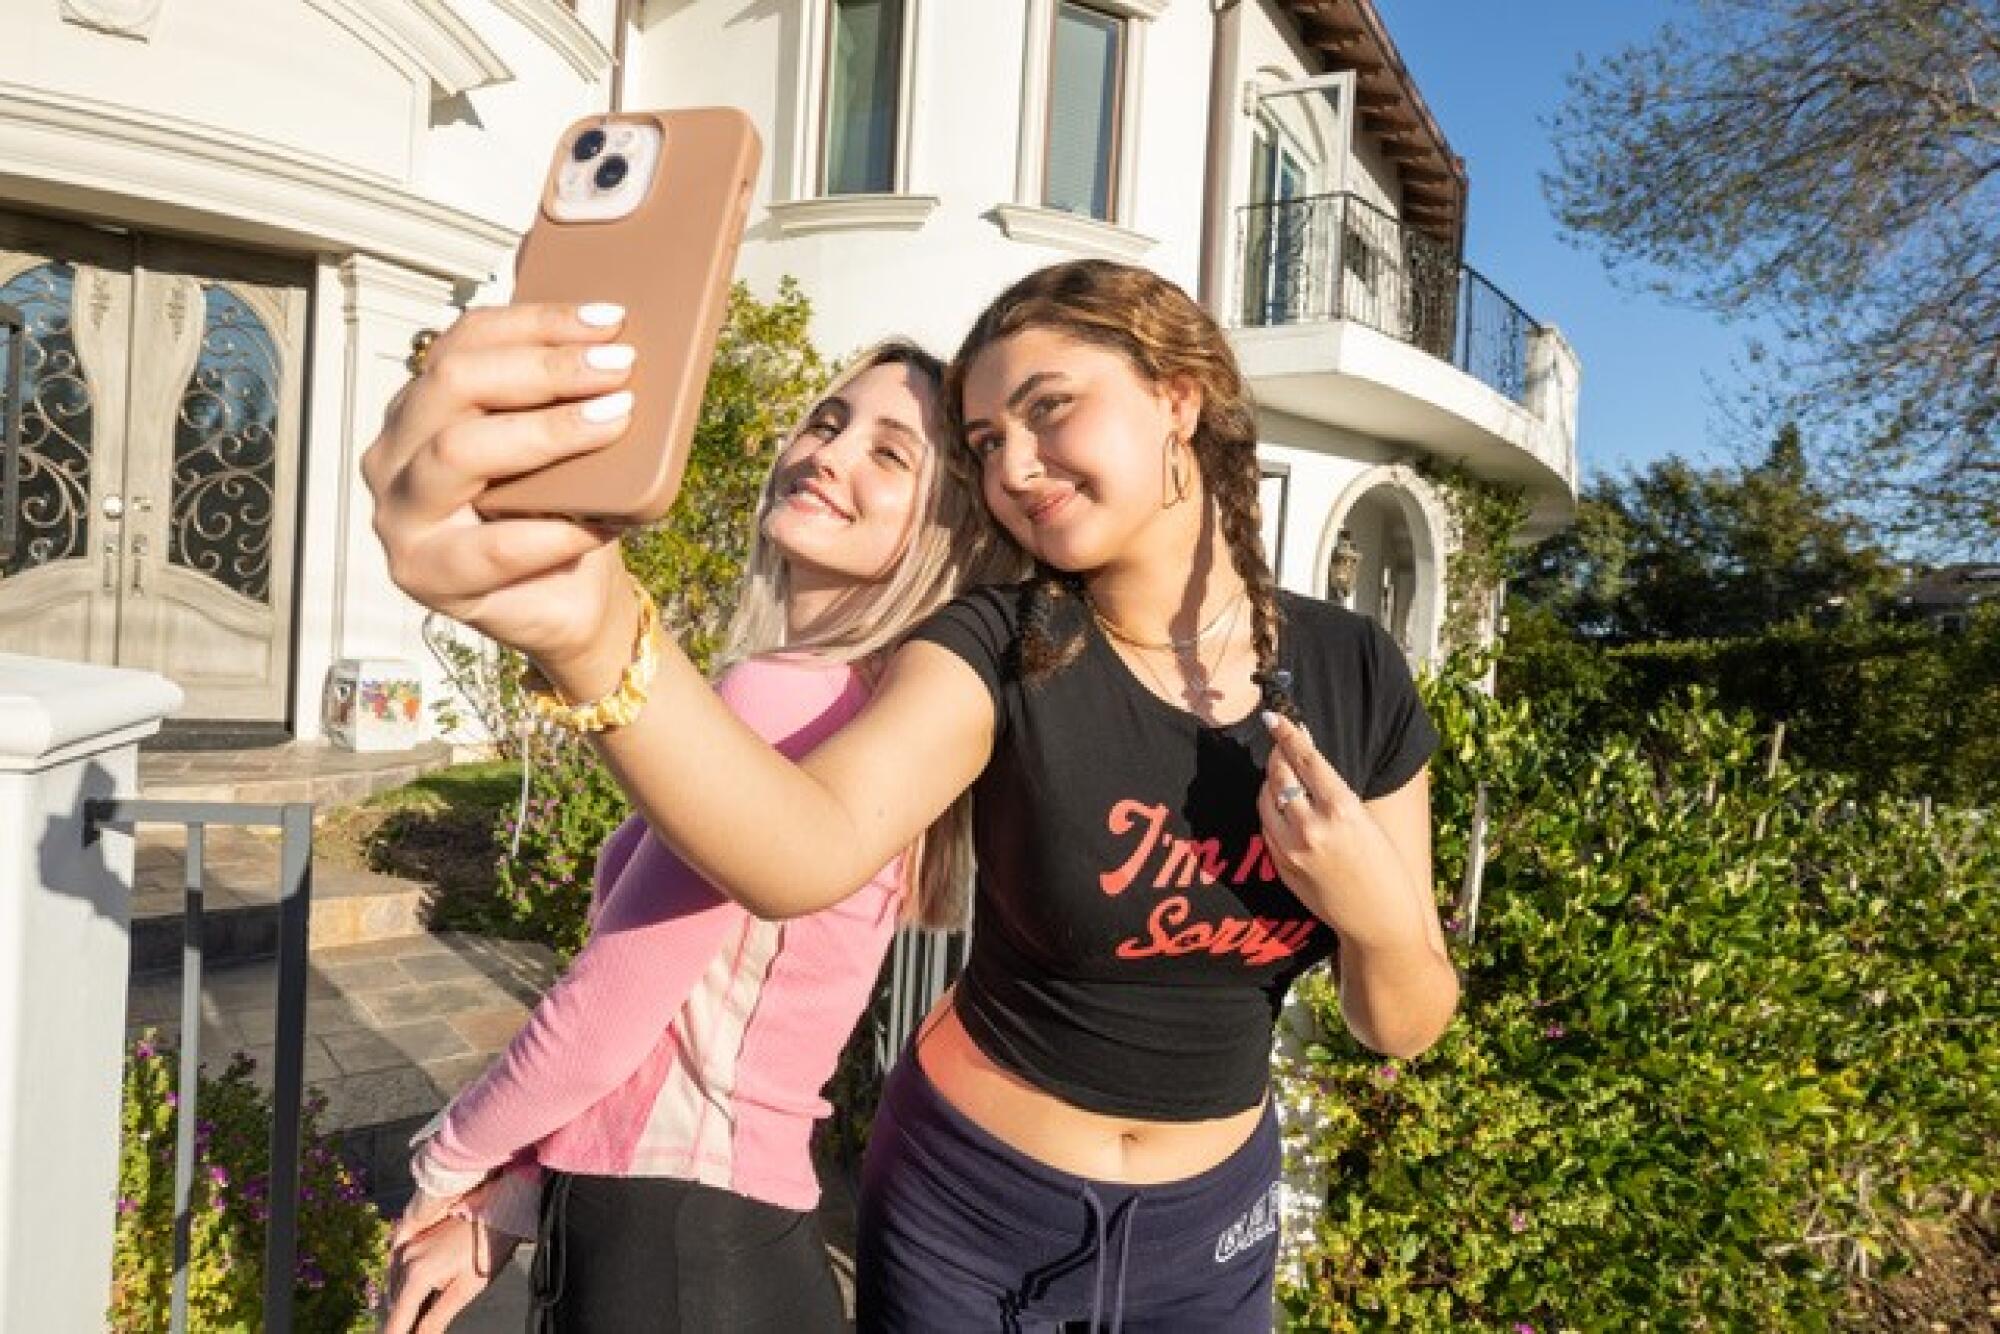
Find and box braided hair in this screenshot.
[943,260,1299,717]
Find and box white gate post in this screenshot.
[0,654,181,1331]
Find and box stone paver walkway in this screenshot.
[126,929,560,1196]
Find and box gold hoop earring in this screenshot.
[1162,432,1189,509]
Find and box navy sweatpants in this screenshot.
[855,1055,1284,1332]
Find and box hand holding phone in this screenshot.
[477,108,762,526]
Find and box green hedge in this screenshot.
[1496,608,2000,807]
[1272,663,1998,1330]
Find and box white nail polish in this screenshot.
[1261,710,1284,731]
[577,303,626,328]
[584,344,636,371]
[579,390,634,423]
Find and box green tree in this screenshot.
[1546,0,2000,551]
[1513,425,1899,641]
[1510,484,1633,640]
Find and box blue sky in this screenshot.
[1377,0,1770,481]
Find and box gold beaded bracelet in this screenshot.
[520,580,662,734]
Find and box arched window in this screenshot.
[0,261,94,578]
[169,283,281,603]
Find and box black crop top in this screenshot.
[910,582,1439,1120]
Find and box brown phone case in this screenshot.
[478,107,761,525]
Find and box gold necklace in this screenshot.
[1099,592,1245,714]
[1090,590,1246,653]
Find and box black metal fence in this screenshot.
[1237,191,1539,404]
[86,800,313,1334]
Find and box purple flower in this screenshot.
[1509,1210,1529,1233]
[1376,1064,1400,1084]
[136,1040,156,1061]
[1514,1325,1536,1334]
[116,1197,137,1215]
[1543,1023,1567,1041]
[163,1091,178,1108]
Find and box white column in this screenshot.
[289,255,460,743]
[1525,324,1582,493]
[0,655,181,1331]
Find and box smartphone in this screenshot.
[477,107,762,526]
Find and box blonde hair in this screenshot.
[718,340,1024,928]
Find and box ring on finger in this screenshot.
[1275,781,1309,812]
[405,327,441,376]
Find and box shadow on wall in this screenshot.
[39,756,131,932]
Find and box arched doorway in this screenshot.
[1319,465,1447,662]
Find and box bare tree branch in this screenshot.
[1547,0,2000,552]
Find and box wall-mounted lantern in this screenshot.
[1326,527,1361,603]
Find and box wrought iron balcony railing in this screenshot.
[1236,191,1539,405]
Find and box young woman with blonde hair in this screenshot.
[375,338,1018,1332]
[367,260,1458,1331]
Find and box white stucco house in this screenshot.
[0,0,1578,744]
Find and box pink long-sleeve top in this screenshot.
[410,657,906,1220]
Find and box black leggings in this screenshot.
[529,1170,846,1333]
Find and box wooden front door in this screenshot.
[0,211,308,723]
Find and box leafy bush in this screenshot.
[110,1034,386,1332]
[423,616,529,758]
[1499,605,2000,806]
[488,734,627,959]
[1273,661,1999,1330]
[478,279,829,957]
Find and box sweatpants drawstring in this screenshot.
[530,1170,577,1331]
[1108,1195,1138,1332]
[1076,1186,1139,1333]
[1080,1185,1108,1332]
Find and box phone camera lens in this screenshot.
[573,128,607,162]
[593,155,630,191]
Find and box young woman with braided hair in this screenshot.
[366,259,1457,1331]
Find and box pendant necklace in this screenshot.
[1094,592,1245,714]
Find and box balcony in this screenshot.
[1229,190,1578,532]
[1239,190,1535,403]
